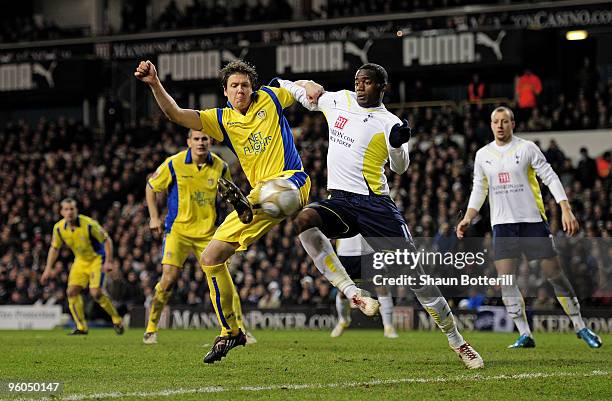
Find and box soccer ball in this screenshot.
[259,179,302,218]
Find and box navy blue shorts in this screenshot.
[492,221,557,261]
[306,190,414,251]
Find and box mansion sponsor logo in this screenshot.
[167,309,338,330]
[334,116,349,129]
[403,31,507,67]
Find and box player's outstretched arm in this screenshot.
[295,80,325,104]
[135,60,202,130]
[273,78,323,111]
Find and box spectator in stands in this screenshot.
[544,140,566,172]
[577,147,598,189]
[515,68,542,122]
[596,151,610,179]
[577,58,599,98]
[467,74,485,102]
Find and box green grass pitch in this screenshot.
[0,329,610,401]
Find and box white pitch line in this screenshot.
[2,370,608,401]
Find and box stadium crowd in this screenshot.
[0,81,610,322]
[2,0,539,44]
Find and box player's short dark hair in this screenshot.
[357,63,388,86]
[61,198,77,207]
[220,60,258,89]
[187,129,209,139]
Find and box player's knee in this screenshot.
[159,272,177,291]
[200,241,236,267]
[66,286,81,297]
[89,288,102,300]
[200,249,224,267]
[294,208,322,234]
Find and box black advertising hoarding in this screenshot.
[129,305,612,334]
[0,59,103,93]
[0,43,102,97]
[131,29,522,85]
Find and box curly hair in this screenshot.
[220,60,258,89]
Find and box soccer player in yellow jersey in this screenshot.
[41,198,123,335]
[143,129,254,345]
[136,59,376,363]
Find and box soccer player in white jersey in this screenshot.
[332,234,398,339]
[457,106,602,349]
[274,64,484,369]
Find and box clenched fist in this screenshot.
[134,60,159,85]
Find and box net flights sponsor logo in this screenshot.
[403,31,507,66]
[243,132,272,155]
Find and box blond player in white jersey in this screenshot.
[457,106,602,349]
[273,63,484,369]
[331,234,398,339]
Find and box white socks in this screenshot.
[299,228,358,299]
[335,293,351,325]
[378,296,394,328]
[548,274,586,331]
[413,286,464,348]
[501,279,532,337]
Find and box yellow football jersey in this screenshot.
[148,149,230,238]
[198,86,307,190]
[51,215,108,261]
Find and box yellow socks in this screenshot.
[68,294,88,331]
[233,287,246,332]
[95,293,122,325]
[146,282,172,333]
[202,263,239,336]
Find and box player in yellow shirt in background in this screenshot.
[136,59,376,363]
[41,199,123,335]
[143,129,254,345]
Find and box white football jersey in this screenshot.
[336,234,374,257]
[467,136,568,226]
[278,80,410,195]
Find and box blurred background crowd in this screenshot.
[0,85,610,318]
